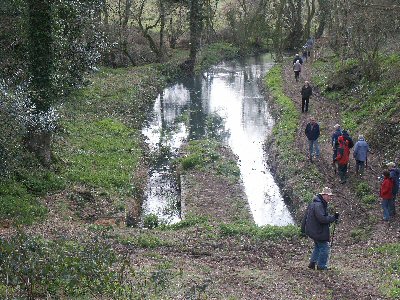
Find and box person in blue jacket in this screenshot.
[301,187,339,270]
[353,134,369,176]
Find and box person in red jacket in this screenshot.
[336,135,350,184]
[380,170,394,221]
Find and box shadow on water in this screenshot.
[141,53,294,226]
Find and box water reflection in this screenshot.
[142,54,293,226]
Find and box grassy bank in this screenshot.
[312,53,400,161]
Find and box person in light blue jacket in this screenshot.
[353,134,369,176]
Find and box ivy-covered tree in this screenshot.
[0,0,105,168]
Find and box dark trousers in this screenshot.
[338,164,348,183]
[294,71,300,82]
[302,97,310,112]
[389,197,397,216]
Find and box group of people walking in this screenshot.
[296,49,399,271]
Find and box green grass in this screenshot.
[371,243,400,298]
[60,118,141,192]
[219,221,300,241]
[160,215,209,230]
[311,53,400,160]
[119,233,169,249]
[176,139,241,182]
[0,180,48,225]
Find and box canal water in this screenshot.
[142,54,294,226]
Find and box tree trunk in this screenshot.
[315,0,329,38]
[159,0,166,62]
[273,0,286,61]
[27,0,53,166]
[25,130,52,167]
[303,0,316,41]
[188,0,203,71]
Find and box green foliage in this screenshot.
[60,118,140,191]
[0,180,47,225]
[196,42,240,72]
[219,222,300,241]
[118,233,168,249]
[0,234,125,298]
[350,226,371,243]
[144,213,160,229]
[136,234,168,249]
[355,181,376,205]
[161,215,209,230]
[312,53,400,160]
[16,169,65,196]
[371,243,400,298]
[177,139,240,181]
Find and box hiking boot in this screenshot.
[308,262,316,270]
[316,266,329,271]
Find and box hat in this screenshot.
[334,124,340,129]
[358,134,364,140]
[387,162,396,168]
[321,187,334,196]
[295,53,299,56]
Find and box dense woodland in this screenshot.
[1,0,400,299]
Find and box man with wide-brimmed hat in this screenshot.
[301,187,339,270]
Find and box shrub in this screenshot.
[0,234,124,299]
[0,180,47,225]
[144,213,160,229]
[136,234,167,249]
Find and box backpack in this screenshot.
[394,168,400,189]
[336,139,350,164]
[341,130,354,148]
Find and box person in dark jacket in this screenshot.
[301,81,313,113]
[353,134,369,176]
[387,162,400,217]
[292,53,303,65]
[301,187,338,270]
[305,117,320,161]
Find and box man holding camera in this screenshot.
[301,187,339,270]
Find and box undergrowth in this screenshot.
[312,53,400,161]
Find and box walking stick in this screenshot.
[330,221,337,248]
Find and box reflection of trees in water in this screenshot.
[188,76,206,140]
[205,113,230,142]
